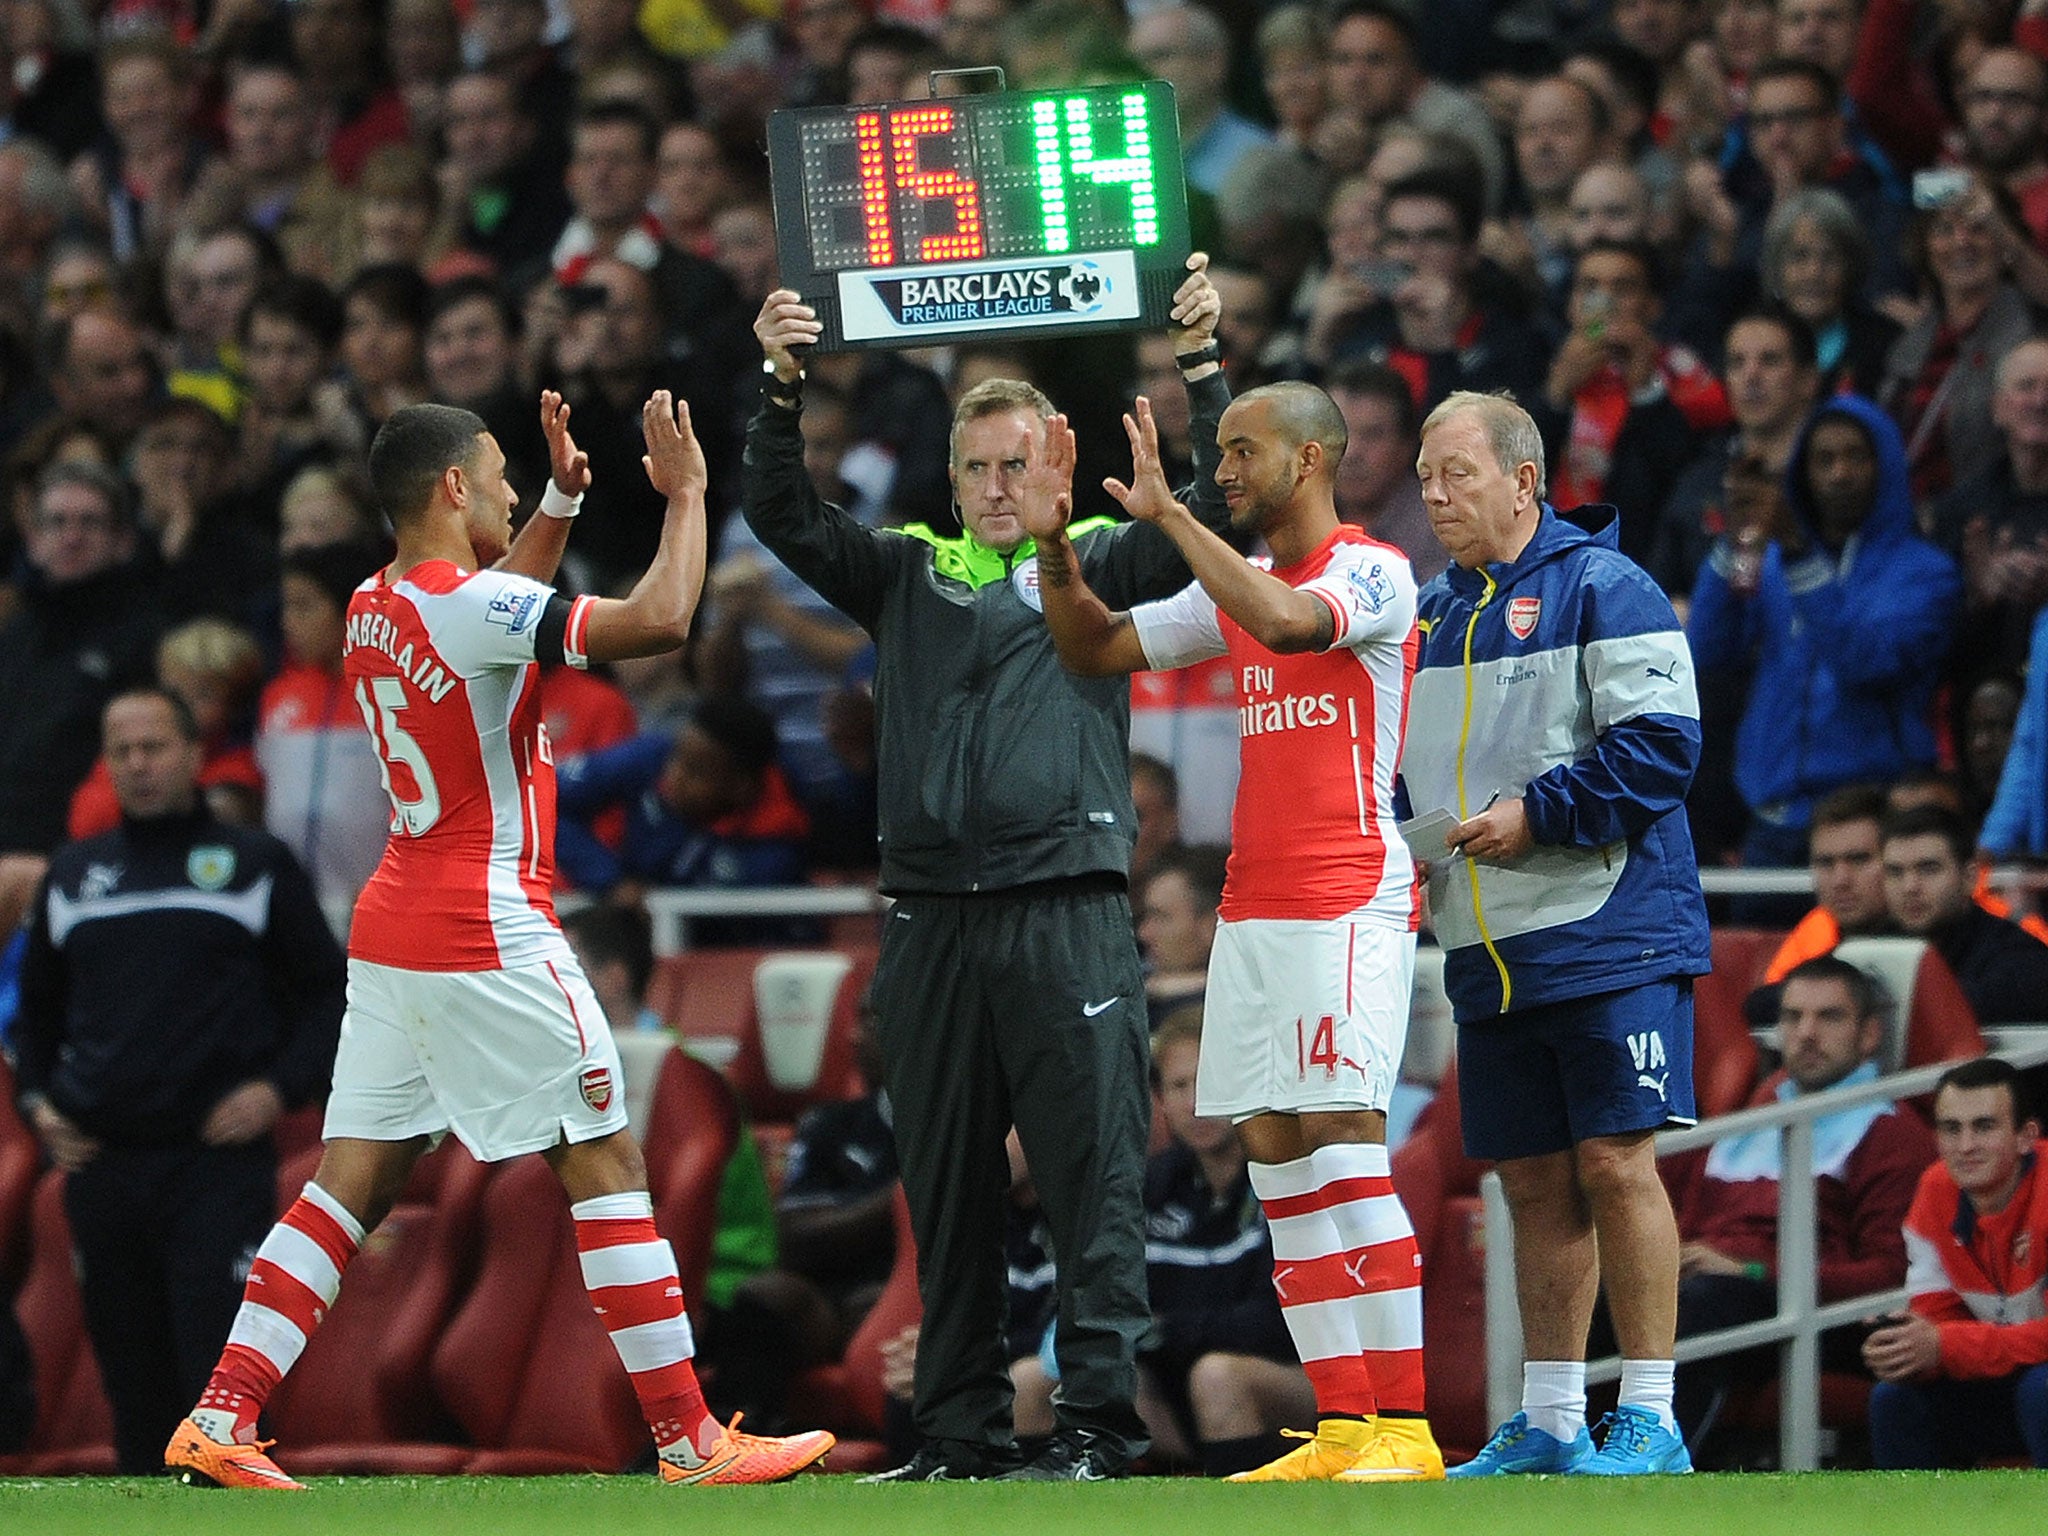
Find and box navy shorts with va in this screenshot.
[1457,978,1697,1161]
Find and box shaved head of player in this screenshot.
[368,402,518,564]
[1018,388,1443,1482]
[1214,382,1350,543]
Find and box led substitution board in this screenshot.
[767,82,1192,350]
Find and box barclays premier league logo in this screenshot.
[845,250,1142,341]
[871,261,1113,326]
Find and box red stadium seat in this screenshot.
[1693,968,1762,1119]
[725,946,877,1123]
[785,1182,918,1471]
[648,945,878,1123]
[430,1157,647,1474]
[1712,926,1789,996]
[2,1170,114,1474]
[267,1141,492,1474]
[1391,1068,1488,1459]
[0,1060,39,1286]
[271,1103,327,1166]
[639,1046,740,1317]
[647,947,772,1059]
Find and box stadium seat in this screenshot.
[267,1141,492,1475]
[1712,926,1789,995]
[430,1156,647,1475]
[0,1060,39,1286]
[725,946,877,1123]
[1831,937,1986,1072]
[271,1103,326,1165]
[1390,1066,1488,1459]
[638,1045,741,1317]
[647,947,773,1060]
[784,1182,917,1471]
[612,1028,676,1141]
[648,944,879,1122]
[2,1170,114,1474]
[1693,969,1762,1119]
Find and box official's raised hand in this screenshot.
[540,389,591,496]
[1018,412,1077,544]
[755,289,822,382]
[1168,250,1220,352]
[642,390,707,500]
[1103,396,1181,525]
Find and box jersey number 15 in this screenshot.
[357,676,442,836]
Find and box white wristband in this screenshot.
[539,482,583,520]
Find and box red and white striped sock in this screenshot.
[572,1192,719,1465]
[197,1181,365,1444]
[1307,1142,1426,1414]
[1249,1156,1376,1419]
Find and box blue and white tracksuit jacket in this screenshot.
[1400,504,1712,1024]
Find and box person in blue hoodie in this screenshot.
[1688,396,1962,869]
[554,695,815,944]
[1402,390,1709,1478]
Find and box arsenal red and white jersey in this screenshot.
[343,559,598,971]
[1132,525,1420,928]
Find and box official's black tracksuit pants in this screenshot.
[869,880,1152,1462]
[63,1141,275,1473]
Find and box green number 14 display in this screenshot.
[767,81,1192,350]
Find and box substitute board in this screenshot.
[767,81,1192,351]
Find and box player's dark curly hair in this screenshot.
[369,403,488,523]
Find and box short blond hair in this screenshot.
[951,377,1056,463]
[157,618,266,699]
[1421,389,1546,499]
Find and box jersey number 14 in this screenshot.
[1296,1015,1340,1081]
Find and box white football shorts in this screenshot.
[324,956,629,1162]
[1197,918,1416,1120]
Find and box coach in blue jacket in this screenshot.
[1689,396,1961,867]
[1401,391,1709,1478]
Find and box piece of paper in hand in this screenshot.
[1397,808,1464,859]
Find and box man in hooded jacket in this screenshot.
[1688,395,1963,868]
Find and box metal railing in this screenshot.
[1696,865,2046,900]
[639,884,886,954]
[1481,1038,2048,1470]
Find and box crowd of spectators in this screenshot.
[15,0,2048,922]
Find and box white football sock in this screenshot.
[1618,1358,1678,1432]
[1522,1359,1587,1442]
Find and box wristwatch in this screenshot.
[762,356,804,405]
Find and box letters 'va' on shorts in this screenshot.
[324,956,630,1162]
[1197,917,1416,1121]
[1456,976,1699,1162]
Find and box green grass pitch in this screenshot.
[2,1471,2043,1536]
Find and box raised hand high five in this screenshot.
[1102,397,1182,526]
[541,389,591,497]
[1018,412,1077,545]
[642,390,707,501]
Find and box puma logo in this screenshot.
[1343,1254,1373,1288]
[1638,1071,1669,1100]
[1273,1265,1296,1300]
[1645,661,1682,683]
